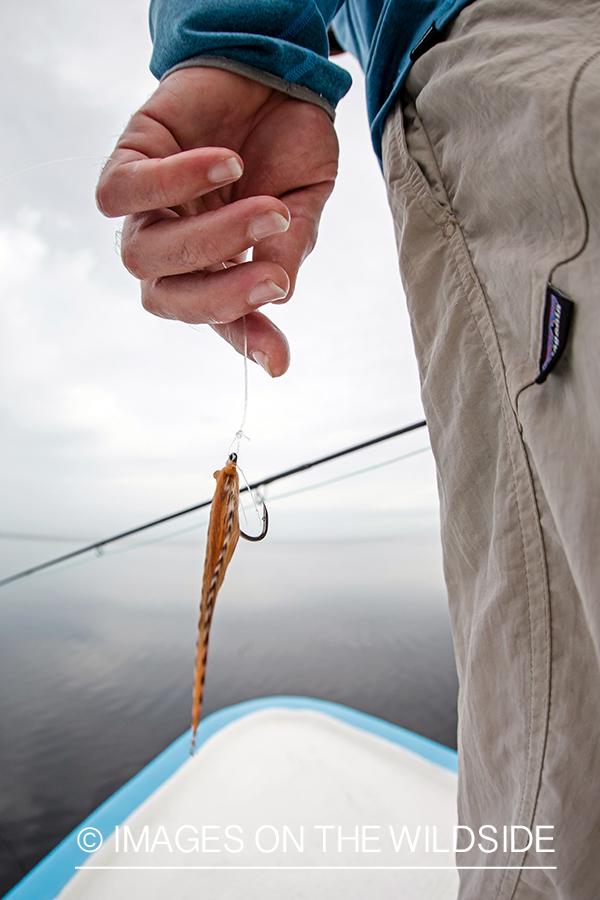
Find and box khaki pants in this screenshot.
[382,1,600,897]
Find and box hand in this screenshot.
[96,66,340,376]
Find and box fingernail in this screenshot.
[248,279,288,306]
[208,157,243,184]
[251,350,275,377]
[250,211,290,242]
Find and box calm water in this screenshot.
[0,534,457,896]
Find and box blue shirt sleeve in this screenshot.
[149,0,353,110]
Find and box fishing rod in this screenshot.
[0,419,427,589]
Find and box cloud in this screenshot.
[0,9,434,548]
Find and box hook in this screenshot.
[240,499,269,542]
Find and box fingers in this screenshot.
[95,69,340,377]
[121,196,291,280]
[212,312,291,377]
[96,147,244,218]
[142,260,291,326]
[122,178,330,378]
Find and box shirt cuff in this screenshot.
[160,55,337,121]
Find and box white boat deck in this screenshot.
[8,698,459,900]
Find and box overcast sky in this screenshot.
[0,0,440,564]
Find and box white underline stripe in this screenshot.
[75,865,557,871]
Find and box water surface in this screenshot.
[0,534,457,896]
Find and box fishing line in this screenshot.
[0,157,106,185]
[229,316,251,459]
[237,317,249,451]
[238,460,262,527]
[226,314,262,529]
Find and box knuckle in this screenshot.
[95,162,127,218]
[95,179,116,217]
[140,286,160,315]
[120,237,146,279]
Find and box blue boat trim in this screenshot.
[5,696,458,900]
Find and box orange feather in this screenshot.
[191,455,240,750]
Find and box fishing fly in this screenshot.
[190,453,268,751]
[190,315,268,753]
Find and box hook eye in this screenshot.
[240,500,269,542]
